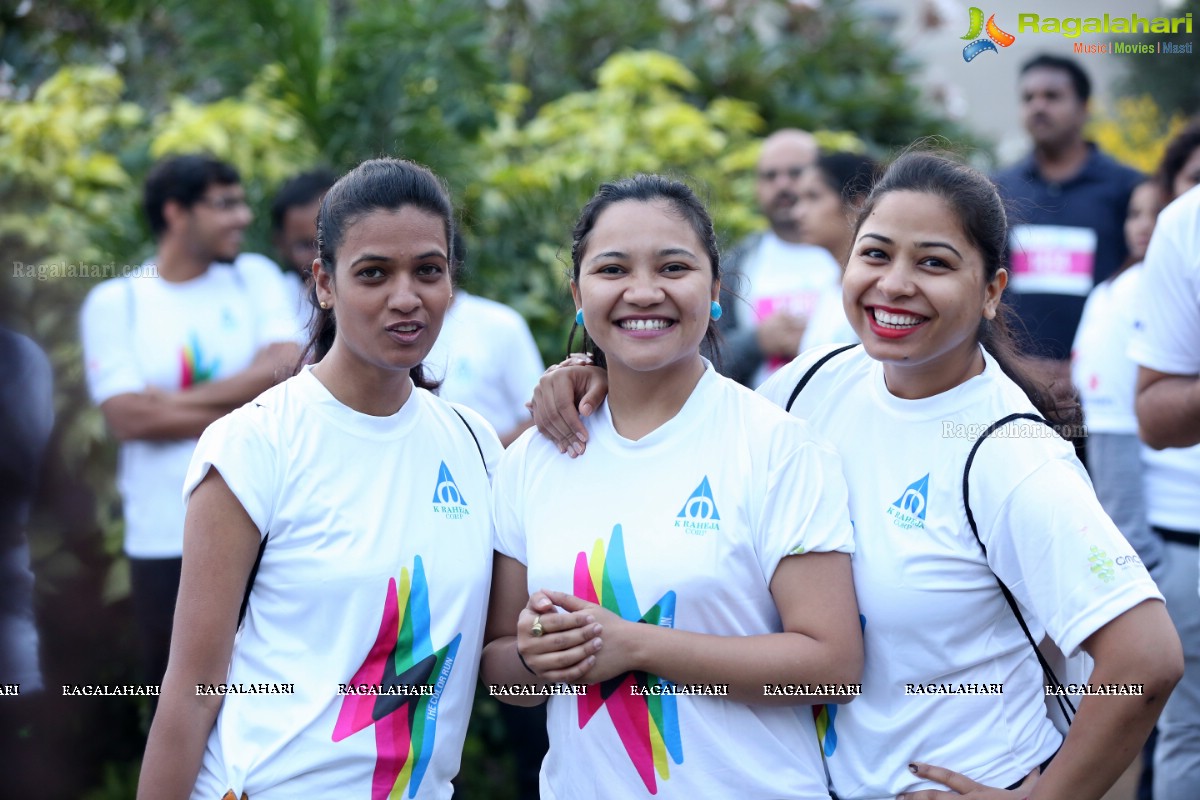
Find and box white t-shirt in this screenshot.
[280,270,313,345]
[424,291,545,437]
[1078,266,1200,532]
[759,346,1162,800]
[1129,186,1200,533]
[1072,267,1141,434]
[183,367,500,800]
[493,365,854,800]
[80,253,298,557]
[741,233,841,386]
[799,283,858,356]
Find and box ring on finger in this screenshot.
[531,615,544,638]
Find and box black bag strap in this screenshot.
[453,407,487,468]
[237,407,486,629]
[962,412,1076,726]
[785,344,860,413]
[238,534,268,628]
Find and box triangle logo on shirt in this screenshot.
[432,462,470,520]
[886,473,929,530]
[674,476,721,534]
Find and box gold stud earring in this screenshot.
[319,301,329,310]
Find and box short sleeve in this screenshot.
[754,419,855,584]
[235,254,305,346]
[1128,191,1200,375]
[182,405,282,539]
[491,431,532,563]
[975,455,1163,657]
[80,280,144,403]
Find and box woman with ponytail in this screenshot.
[140,158,500,800]
[531,151,1181,800]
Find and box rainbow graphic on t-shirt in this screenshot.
[178,333,218,388]
[574,525,682,794]
[814,613,865,758]
[333,556,461,799]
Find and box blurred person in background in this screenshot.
[791,151,878,353]
[271,169,337,340]
[993,54,1142,400]
[424,230,546,447]
[1070,178,1167,582]
[1129,121,1200,800]
[717,129,841,386]
[79,154,299,696]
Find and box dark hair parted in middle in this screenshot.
[855,151,1083,433]
[568,173,722,367]
[304,158,454,389]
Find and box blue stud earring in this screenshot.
[710,301,723,321]
[575,309,584,326]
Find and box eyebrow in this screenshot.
[587,247,699,263]
[859,233,963,259]
[349,250,446,267]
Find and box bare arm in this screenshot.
[1136,366,1200,449]
[547,551,862,705]
[137,469,263,800]
[480,554,602,707]
[100,342,299,442]
[100,393,232,441]
[906,599,1182,800]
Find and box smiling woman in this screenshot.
[482,174,863,800]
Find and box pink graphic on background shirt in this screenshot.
[1009,249,1094,278]
[755,292,822,373]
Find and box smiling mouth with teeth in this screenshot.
[390,324,420,333]
[871,308,927,329]
[618,319,673,331]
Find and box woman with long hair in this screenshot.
[139,158,500,799]
[483,174,862,799]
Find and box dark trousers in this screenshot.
[128,556,183,690]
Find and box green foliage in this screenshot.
[1121,0,1200,117]
[486,0,969,150]
[464,51,777,358]
[3,1,973,793]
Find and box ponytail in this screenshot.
[979,303,1083,438]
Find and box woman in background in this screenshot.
[791,152,878,353]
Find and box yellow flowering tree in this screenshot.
[1088,94,1188,175]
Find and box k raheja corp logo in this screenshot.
[675,476,721,535]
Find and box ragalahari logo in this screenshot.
[962,7,1016,62]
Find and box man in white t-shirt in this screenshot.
[80,154,300,692]
[717,129,841,387]
[270,169,337,341]
[424,232,545,447]
[1130,185,1200,800]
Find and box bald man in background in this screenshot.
[715,129,842,386]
